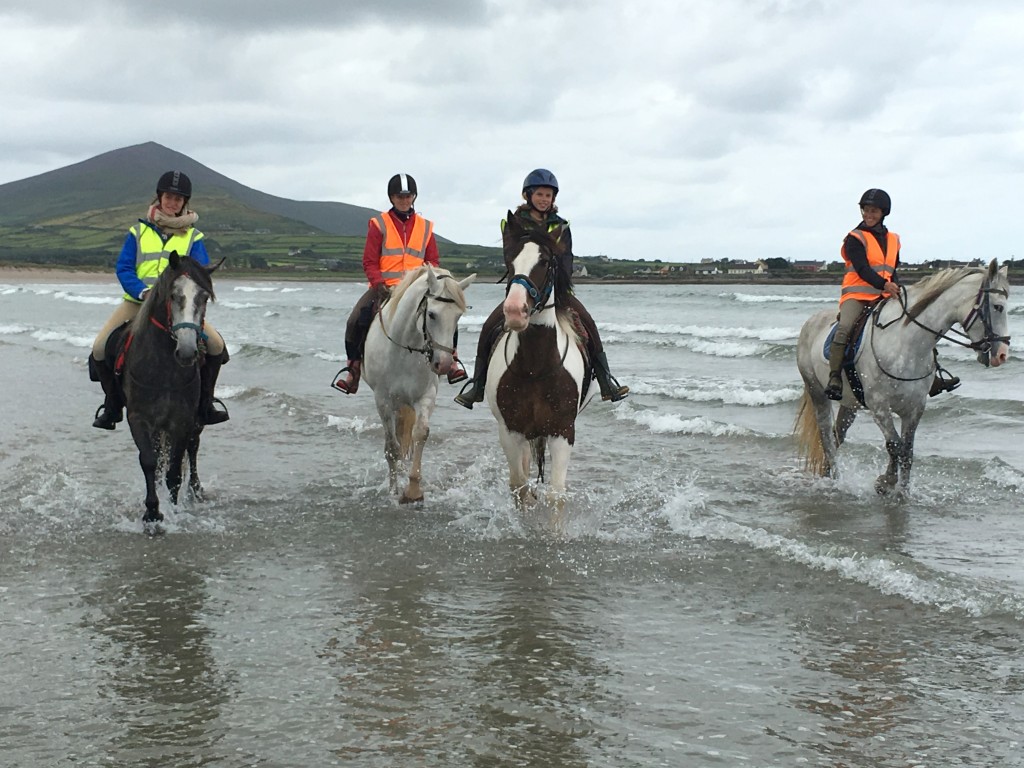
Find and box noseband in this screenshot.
[506,251,556,316]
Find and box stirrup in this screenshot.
[202,398,230,425]
[447,360,468,385]
[601,382,629,402]
[454,379,484,409]
[331,365,358,395]
[929,373,961,397]
[92,403,122,430]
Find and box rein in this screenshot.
[869,277,1010,383]
[378,276,460,361]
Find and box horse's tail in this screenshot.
[396,404,416,459]
[531,437,546,483]
[794,386,827,476]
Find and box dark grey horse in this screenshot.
[120,252,220,523]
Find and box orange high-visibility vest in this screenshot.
[840,229,900,304]
[371,212,434,286]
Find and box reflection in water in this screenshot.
[320,543,617,766]
[82,538,231,767]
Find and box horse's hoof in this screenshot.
[399,494,424,505]
[874,476,897,495]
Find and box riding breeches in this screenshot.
[345,287,379,361]
[833,298,870,349]
[92,300,225,361]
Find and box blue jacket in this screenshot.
[115,220,211,301]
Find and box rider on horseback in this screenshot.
[825,188,959,401]
[333,173,467,395]
[89,171,230,430]
[454,169,628,408]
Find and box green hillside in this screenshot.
[0,141,504,276]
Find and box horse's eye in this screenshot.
[427,310,437,321]
[994,304,1005,313]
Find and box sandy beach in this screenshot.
[0,266,114,284]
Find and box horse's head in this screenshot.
[500,211,571,332]
[965,258,1011,367]
[137,251,218,367]
[387,264,475,376]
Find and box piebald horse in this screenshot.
[485,212,594,512]
[795,259,1010,494]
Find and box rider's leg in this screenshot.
[334,288,376,395]
[454,304,505,409]
[825,299,862,401]
[929,349,961,396]
[199,349,230,425]
[90,301,138,430]
[570,296,628,402]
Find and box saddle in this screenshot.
[823,302,878,407]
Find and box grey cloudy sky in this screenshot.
[2,0,1021,263]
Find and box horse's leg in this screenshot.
[811,395,839,478]
[400,398,433,505]
[376,399,402,494]
[897,415,922,493]
[834,405,858,447]
[869,411,902,495]
[165,438,187,506]
[187,427,204,501]
[129,422,162,523]
[498,426,531,509]
[545,437,572,530]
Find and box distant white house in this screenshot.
[726,260,767,275]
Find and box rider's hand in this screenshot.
[882,280,899,298]
[138,288,150,301]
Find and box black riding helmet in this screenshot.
[388,173,417,197]
[156,170,192,200]
[859,188,891,216]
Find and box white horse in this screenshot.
[361,264,475,503]
[795,259,1010,494]
[486,214,594,513]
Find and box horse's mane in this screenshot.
[905,267,983,321]
[130,256,215,336]
[386,265,468,317]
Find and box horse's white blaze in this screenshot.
[171,275,205,365]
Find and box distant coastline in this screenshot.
[2,265,1018,287]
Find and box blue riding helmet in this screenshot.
[522,168,559,196]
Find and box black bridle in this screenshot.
[891,278,1011,354]
[378,277,461,361]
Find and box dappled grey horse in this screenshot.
[120,252,221,523]
[358,264,475,503]
[795,259,1010,494]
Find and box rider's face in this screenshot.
[158,192,186,216]
[528,187,555,212]
[860,205,883,227]
[390,193,415,213]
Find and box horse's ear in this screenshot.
[458,273,477,290]
[168,250,181,270]
[209,257,226,274]
[425,262,439,292]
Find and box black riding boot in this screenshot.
[594,351,629,402]
[825,338,846,401]
[454,353,488,409]
[199,352,230,425]
[90,354,123,430]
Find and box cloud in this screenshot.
[1,0,1022,263]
